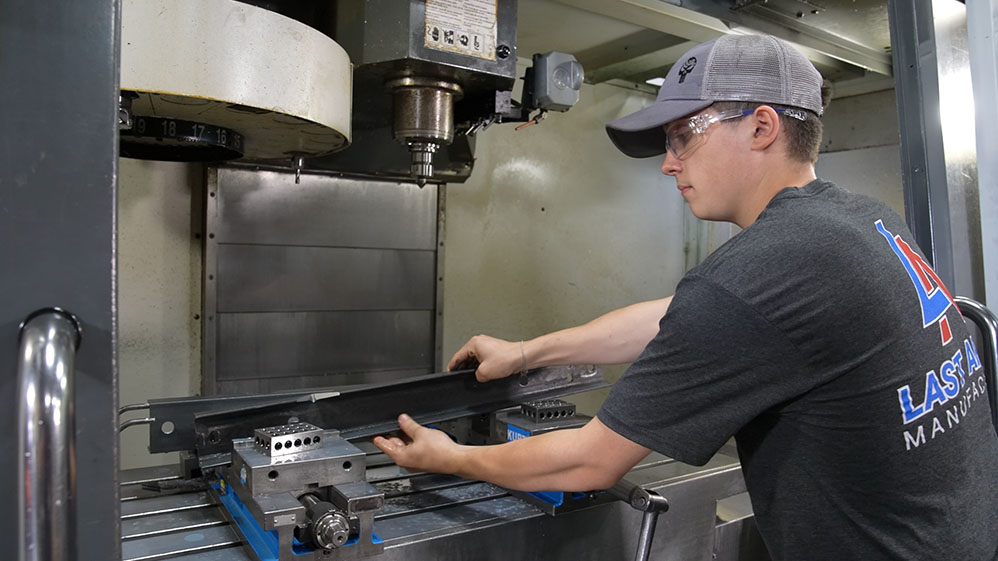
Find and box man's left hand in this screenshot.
[372,414,463,474]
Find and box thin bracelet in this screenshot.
[520,340,528,373]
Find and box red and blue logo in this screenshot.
[875,220,958,345]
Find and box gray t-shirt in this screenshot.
[599,180,998,560]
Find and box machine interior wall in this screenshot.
[443,72,686,416]
[119,159,204,469]
[817,88,905,217]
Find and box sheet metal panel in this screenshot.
[217,245,435,312]
[214,168,437,250]
[216,311,434,380]
[205,168,441,394]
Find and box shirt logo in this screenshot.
[678,57,697,84]
[875,220,957,345]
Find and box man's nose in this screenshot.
[661,151,681,176]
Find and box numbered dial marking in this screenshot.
[121,116,244,161]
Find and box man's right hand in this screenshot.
[447,335,525,382]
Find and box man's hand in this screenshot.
[372,414,463,474]
[446,335,524,382]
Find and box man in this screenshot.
[373,34,998,560]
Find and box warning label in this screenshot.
[424,0,497,61]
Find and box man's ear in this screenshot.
[749,105,781,152]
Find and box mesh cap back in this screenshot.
[703,35,823,114]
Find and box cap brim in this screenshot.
[605,98,713,158]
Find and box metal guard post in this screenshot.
[955,297,998,434]
[17,308,82,561]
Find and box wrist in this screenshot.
[446,443,474,478]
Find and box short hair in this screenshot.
[711,82,831,164]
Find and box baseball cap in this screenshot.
[605,34,824,158]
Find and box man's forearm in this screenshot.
[524,297,671,368]
[449,418,651,492]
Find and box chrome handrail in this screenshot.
[18,308,82,561]
[955,297,998,434]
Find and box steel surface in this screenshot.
[217,245,436,312]
[121,507,227,540]
[214,169,438,250]
[121,524,241,561]
[216,311,434,381]
[204,168,441,395]
[121,492,215,519]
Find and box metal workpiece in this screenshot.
[192,365,607,456]
[254,422,325,457]
[146,392,318,453]
[520,398,577,422]
[18,309,83,561]
[227,432,366,497]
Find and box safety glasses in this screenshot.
[664,107,807,160]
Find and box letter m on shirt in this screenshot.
[875,220,957,345]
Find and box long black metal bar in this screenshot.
[144,392,316,453]
[191,365,605,455]
[956,297,998,434]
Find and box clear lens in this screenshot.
[664,107,805,160]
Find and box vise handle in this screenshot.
[607,478,669,561]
